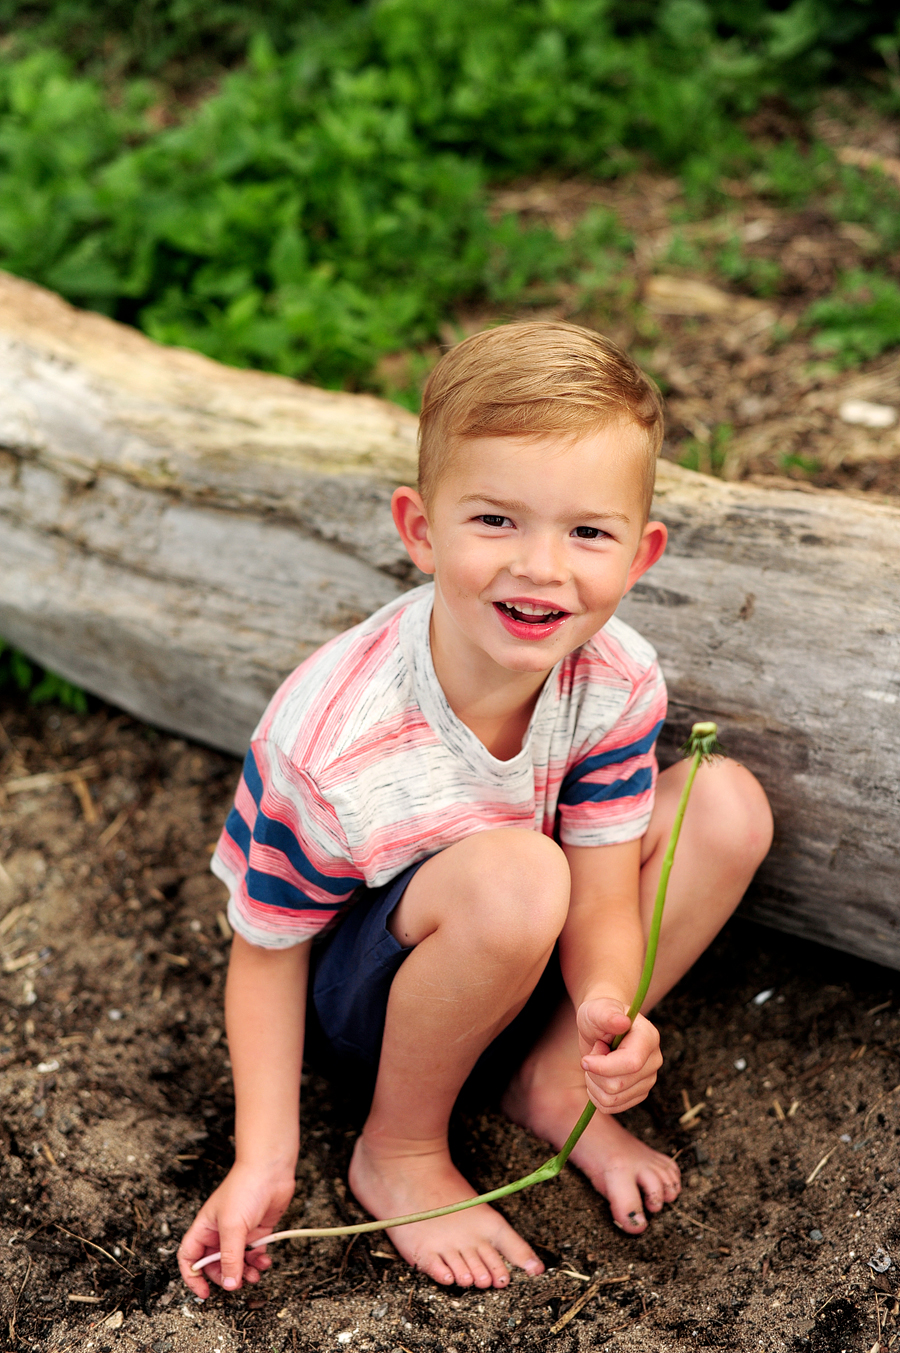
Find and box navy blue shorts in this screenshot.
[306,856,563,1100]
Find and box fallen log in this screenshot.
[0,271,898,969]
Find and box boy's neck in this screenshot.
[429,613,551,762]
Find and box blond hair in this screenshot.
[418,322,664,519]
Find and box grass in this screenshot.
[0,641,87,713]
[805,269,900,366]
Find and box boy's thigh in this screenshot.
[306,845,565,1096]
[308,857,423,1073]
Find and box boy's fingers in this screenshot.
[177,1237,214,1300]
[218,1224,251,1291]
[584,1044,655,1078]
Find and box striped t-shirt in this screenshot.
[212,584,666,948]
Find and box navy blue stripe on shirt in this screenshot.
[560,765,654,807]
[559,720,663,803]
[235,748,360,900]
[245,865,350,914]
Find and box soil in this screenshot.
[0,696,898,1353]
[2,87,900,1353]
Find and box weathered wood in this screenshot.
[616,472,900,973]
[0,270,416,749]
[0,271,898,969]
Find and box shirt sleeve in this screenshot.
[211,737,364,948]
[556,657,667,848]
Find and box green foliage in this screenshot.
[714,234,782,296]
[0,2,898,392]
[0,640,88,712]
[829,162,900,253]
[805,270,900,366]
[678,424,733,475]
[0,0,358,75]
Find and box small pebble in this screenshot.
[809,1230,823,1243]
[839,399,897,429]
[371,1303,388,1320]
[734,1058,747,1071]
[869,1248,892,1274]
[752,989,775,1006]
[108,1009,123,1021]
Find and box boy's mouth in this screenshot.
[494,601,570,625]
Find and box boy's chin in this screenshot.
[489,637,583,674]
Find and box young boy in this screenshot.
[179,322,772,1296]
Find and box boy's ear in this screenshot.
[623,519,667,593]
[391,486,435,574]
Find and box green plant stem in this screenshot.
[192,722,718,1275]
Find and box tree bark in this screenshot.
[1,271,898,968]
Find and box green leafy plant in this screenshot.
[192,720,723,1272]
[3,4,899,394]
[0,639,88,712]
[678,423,733,477]
[805,269,900,366]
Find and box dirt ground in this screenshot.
[0,694,898,1353]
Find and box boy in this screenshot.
[179,322,772,1295]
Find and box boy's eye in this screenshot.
[572,525,604,539]
[478,514,511,528]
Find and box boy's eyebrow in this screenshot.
[457,493,632,524]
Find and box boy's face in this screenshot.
[394,420,667,683]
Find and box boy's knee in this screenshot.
[458,829,570,956]
[695,758,774,872]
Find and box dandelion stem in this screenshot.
[191,721,721,1274]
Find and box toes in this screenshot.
[462,1248,493,1288]
[607,1179,648,1233]
[420,1254,457,1286]
[441,1252,476,1287]
[635,1155,681,1213]
[478,1248,511,1289]
[496,1225,544,1277]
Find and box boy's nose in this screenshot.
[508,533,568,586]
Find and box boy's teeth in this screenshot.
[498,601,566,622]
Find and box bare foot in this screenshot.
[502,1071,680,1234]
[348,1134,544,1288]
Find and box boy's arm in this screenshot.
[559,840,662,1113]
[178,933,310,1298]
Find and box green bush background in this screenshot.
[1,0,899,395]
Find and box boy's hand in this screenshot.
[576,996,662,1114]
[177,1161,296,1299]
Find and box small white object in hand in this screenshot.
[838,399,898,429]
